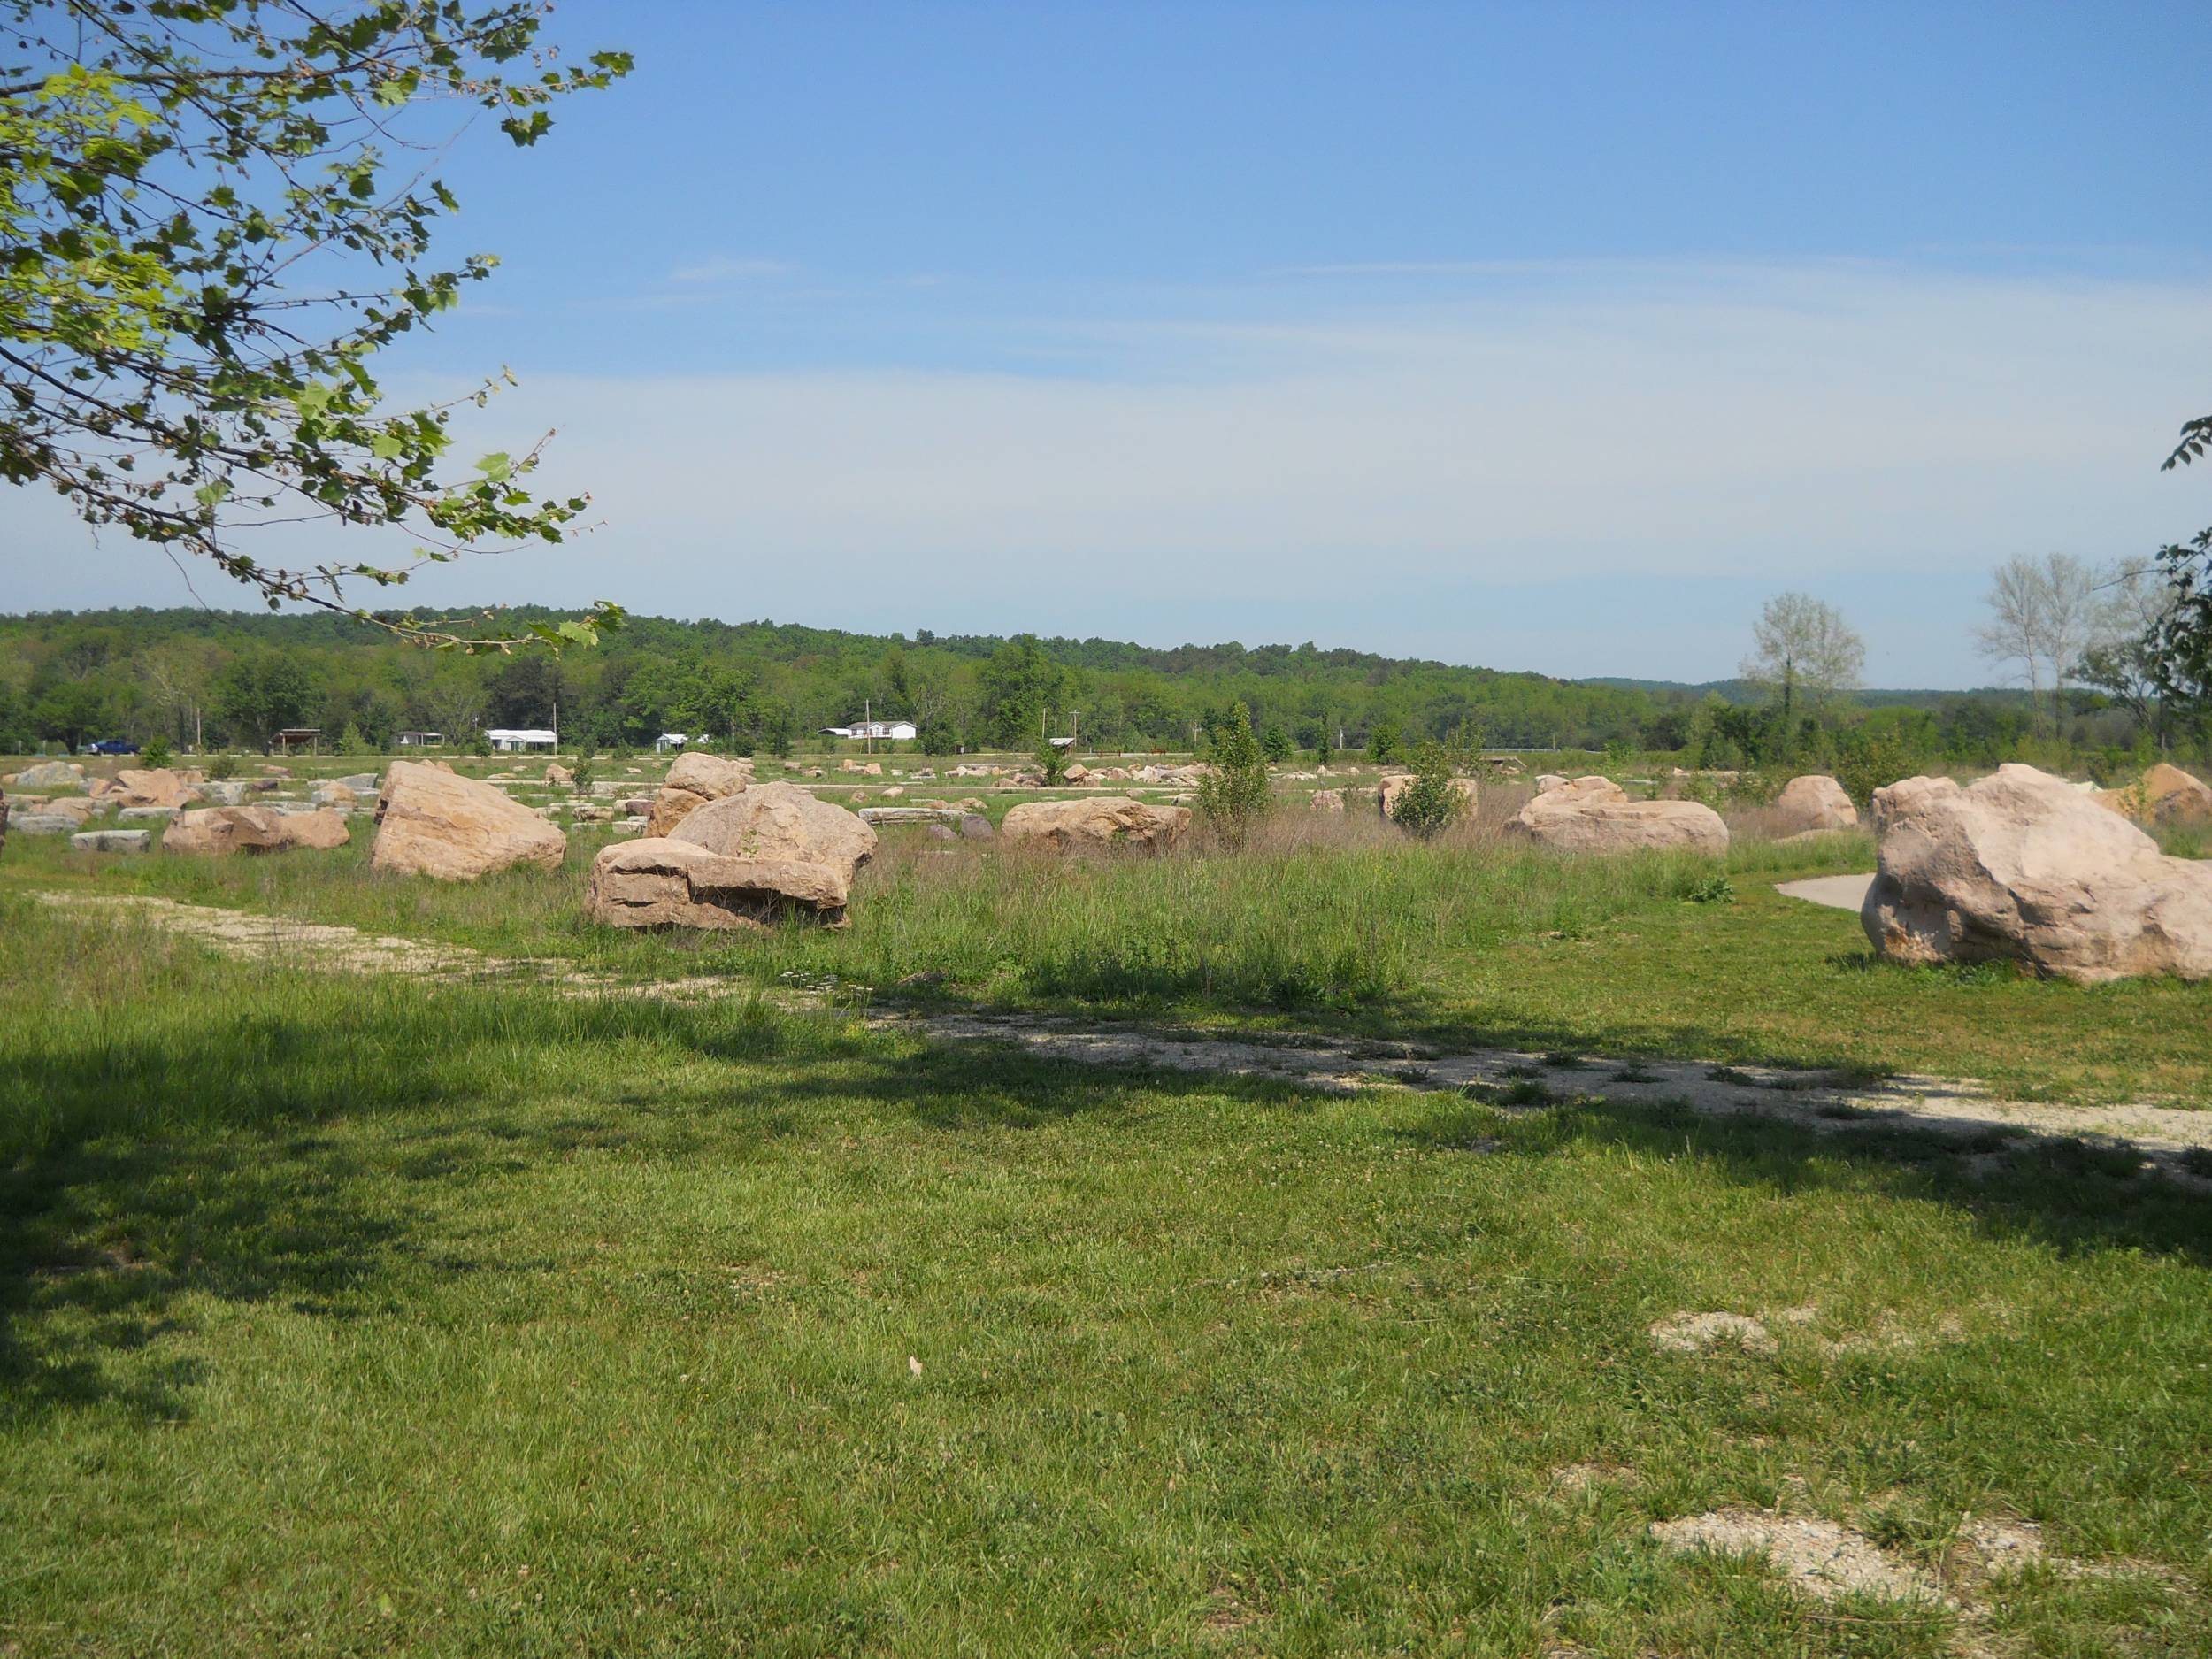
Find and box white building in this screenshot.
[821,718,918,742]
[485,727,559,753]
[654,732,690,753]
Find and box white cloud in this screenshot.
[7,259,2209,681]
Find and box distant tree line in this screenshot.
[0,606,2194,777]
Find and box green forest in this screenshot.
[0,605,2151,777]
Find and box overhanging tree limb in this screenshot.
[1,0,634,652]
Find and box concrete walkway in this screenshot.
[1776,873,1875,912]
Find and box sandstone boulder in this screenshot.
[1534,773,1568,794]
[1310,788,1346,813]
[1772,774,1858,835]
[369,761,565,879]
[670,780,876,882]
[585,837,849,931]
[14,761,82,791]
[645,750,755,837]
[1505,775,1728,856]
[545,764,573,787]
[35,795,99,826]
[315,781,359,809]
[13,814,80,835]
[2093,762,2212,826]
[166,804,351,856]
[999,795,1191,852]
[111,767,199,810]
[1862,764,2212,983]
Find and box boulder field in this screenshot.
[1863,763,2212,983]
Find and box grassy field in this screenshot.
[4,893,2209,1656]
[7,789,2211,1106]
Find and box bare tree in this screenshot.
[1741,593,1865,725]
[1975,553,2100,732]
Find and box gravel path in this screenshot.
[34,889,2212,1175]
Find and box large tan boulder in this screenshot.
[1772,774,1858,835]
[670,780,875,882]
[645,751,755,837]
[1000,795,1191,851]
[165,805,351,856]
[1310,788,1346,814]
[33,795,99,826]
[1862,764,2212,983]
[1505,776,1728,856]
[585,838,850,931]
[111,768,198,810]
[2093,763,2212,826]
[370,760,566,880]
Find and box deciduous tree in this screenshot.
[2,1,631,649]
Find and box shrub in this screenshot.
[1365,718,1402,765]
[142,734,173,769]
[1034,737,1070,786]
[206,753,239,780]
[918,716,958,756]
[572,760,596,794]
[1196,702,1272,847]
[336,722,373,756]
[1391,741,1467,839]
[1261,725,1294,763]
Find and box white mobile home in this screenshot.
[485,728,559,753]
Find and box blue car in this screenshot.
[84,739,142,756]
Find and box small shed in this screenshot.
[654,733,690,753]
[396,730,444,749]
[273,727,322,755]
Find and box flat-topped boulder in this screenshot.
[72,828,150,854]
[1863,764,2212,982]
[166,804,352,856]
[585,837,851,931]
[1772,774,1858,835]
[1310,788,1346,813]
[370,761,565,879]
[646,750,755,837]
[1000,795,1191,852]
[670,780,876,883]
[1505,776,1728,856]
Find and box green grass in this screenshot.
[8,808,2210,1106]
[4,895,2208,1655]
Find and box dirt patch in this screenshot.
[1650,1509,1943,1604]
[1647,1311,1777,1355]
[1548,1461,1636,1495]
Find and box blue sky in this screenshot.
[7,1,2211,684]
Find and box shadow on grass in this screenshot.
[4,976,2207,1434]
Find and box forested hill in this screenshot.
[0,605,2055,761]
